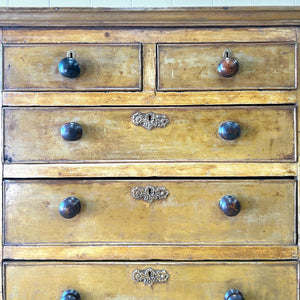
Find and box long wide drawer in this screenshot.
[4,179,295,245]
[3,106,296,163]
[3,44,142,91]
[157,43,296,90]
[4,262,297,299]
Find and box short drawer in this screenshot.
[4,44,142,91]
[157,43,296,90]
[4,262,297,299]
[3,106,295,163]
[4,179,295,245]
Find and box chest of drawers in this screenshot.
[0,7,299,300]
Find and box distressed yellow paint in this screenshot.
[4,44,142,91]
[4,262,297,300]
[4,179,295,245]
[158,43,296,90]
[4,106,296,163]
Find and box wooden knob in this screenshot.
[59,197,81,219]
[219,195,241,217]
[224,289,244,300]
[58,50,80,78]
[61,289,81,300]
[218,49,239,78]
[61,122,82,141]
[219,121,241,141]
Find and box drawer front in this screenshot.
[5,262,297,299]
[4,44,142,91]
[157,43,296,90]
[4,106,295,163]
[4,180,295,245]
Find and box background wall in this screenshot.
[0,0,298,8]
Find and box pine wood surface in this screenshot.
[2,90,297,106]
[0,9,300,300]
[4,106,296,163]
[4,44,142,91]
[0,8,299,27]
[4,245,298,261]
[3,162,297,178]
[4,262,297,300]
[3,27,296,44]
[4,179,295,245]
[157,43,296,90]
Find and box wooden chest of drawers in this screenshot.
[1,7,299,300]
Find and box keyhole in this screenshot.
[148,271,152,277]
[67,50,76,59]
[223,49,232,58]
[148,115,152,121]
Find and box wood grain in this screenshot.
[4,106,296,163]
[0,11,300,300]
[143,44,156,91]
[3,163,297,178]
[3,90,296,106]
[4,179,295,245]
[4,262,297,300]
[0,8,299,27]
[3,245,297,261]
[3,27,296,44]
[4,44,142,91]
[158,43,296,90]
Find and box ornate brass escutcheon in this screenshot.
[132,185,169,203]
[132,112,169,130]
[132,268,170,286]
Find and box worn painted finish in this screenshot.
[158,43,296,90]
[4,179,295,245]
[3,27,296,44]
[3,44,142,91]
[4,262,297,300]
[4,245,298,261]
[0,8,298,27]
[0,10,299,300]
[3,162,297,178]
[3,90,296,106]
[3,106,296,163]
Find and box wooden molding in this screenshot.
[0,7,299,27]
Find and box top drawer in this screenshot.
[3,44,142,91]
[157,43,296,91]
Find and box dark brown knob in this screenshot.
[61,122,82,141]
[224,289,244,300]
[59,197,81,219]
[61,289,81,300]
[218,49,239,78]
[58,50,81,79]
[219,121,241,141]
[219,195,241,217]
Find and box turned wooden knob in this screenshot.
[224,289,244,300]
[218,49,239,78]
[61,289,81,300]
[59,197,81,219]
[61,122,82,141]
[58,50,80,78]
[219,121,241,141]
[219,195,241,217]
